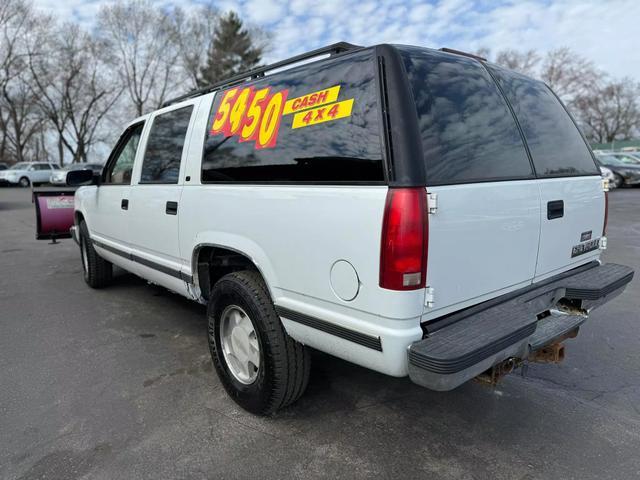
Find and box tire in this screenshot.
[19,177,30,188]
[208,270,310,415]
[79,220,112,288]
[612,173,623,189]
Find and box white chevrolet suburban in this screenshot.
[67,43,633,415]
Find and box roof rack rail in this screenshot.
[438,47,487,62]
[162,41,363,107]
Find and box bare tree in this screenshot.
[0,0,20,162]
[540,47,602,103]
[174,5,219,90]
[495,49,540,76]
[574,78,640,143]
[97,0,183,116]
[0,0,47,163]
[2,80,47,163]
[28,22,123,164]
[0,0,269,165]
[491,46,640,142]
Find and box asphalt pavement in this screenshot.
[1,186,639,480]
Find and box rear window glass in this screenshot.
[399,47,533,185]
[201,50,384,183]
[488,65,599,177]
[141,106,193,184]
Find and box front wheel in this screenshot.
[208,270,310,415]
[19,177,30,188]
[79,220,112,288]
[612,173,623,189]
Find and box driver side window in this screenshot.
[104,123,144,185]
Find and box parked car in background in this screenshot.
[50,163,104,186]
[596,153,640,187]
[0,163,8,171]
[599,165,617,189]
[0,162,59,187]
[609,152,640,165]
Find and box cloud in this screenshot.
[243,0,287,24]
[30,0,640,80]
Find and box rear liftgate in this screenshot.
[408,262,633,390]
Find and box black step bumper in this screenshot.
[408,262,634,391]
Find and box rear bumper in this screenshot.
[408,262,634,391]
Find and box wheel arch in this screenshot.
[192,242,277,303]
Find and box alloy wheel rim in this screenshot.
[219,305,260,384]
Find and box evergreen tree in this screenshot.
[198,11,263,87]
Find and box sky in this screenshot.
[31,0,640,81]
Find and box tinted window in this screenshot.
[141,106,193,183]
[399,47,533,185]
[202,50,383,183]
[488,66,599,177]
[33,164,51,170]
[105,123,144,184]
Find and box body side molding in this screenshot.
[275,305,383,351]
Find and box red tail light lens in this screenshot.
[379,188,428,290]
[603,190,609,236]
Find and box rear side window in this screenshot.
[399,47,533,185]
[201,50,384,183]
[140,106,194,184]
[488,66,599,177]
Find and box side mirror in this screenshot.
[67,169,98,186]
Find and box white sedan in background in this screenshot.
[0,162,60,187]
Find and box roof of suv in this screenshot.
[162,42,489,109]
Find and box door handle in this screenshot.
[166,201,178,215]
[547,200,564,220]
[121,198,129,210]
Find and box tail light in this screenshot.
[603,190,609,236]
[379,187,428,290]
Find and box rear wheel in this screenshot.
[19,177,30,188]
[79,220,112,288]
[208,270,310,415]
